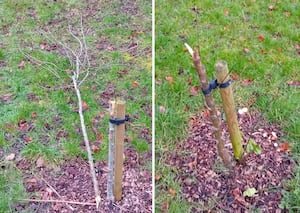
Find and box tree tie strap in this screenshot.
[202,79,232,95]
[109,115,129,125]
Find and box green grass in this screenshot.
[155,0,299,212]
[0,163,27,213]
[0,0,151,211]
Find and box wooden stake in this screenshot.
[214,61,243,160]
[192,49,231,167]
[107,101,115,201]
[113,100,126,201]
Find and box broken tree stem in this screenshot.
[72,75,100,207]
[192,49,231,167]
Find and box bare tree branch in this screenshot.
[22,20,99,208]
[19,49,61,79]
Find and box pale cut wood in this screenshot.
[113,100,126,201]
[215,61,243,160]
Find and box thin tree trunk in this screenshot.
[72,75,101,208]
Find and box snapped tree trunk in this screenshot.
[191,48,231,167]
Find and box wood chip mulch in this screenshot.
[15,147,152,213]
[167,110,295,212]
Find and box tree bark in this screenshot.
[192,49,231,167]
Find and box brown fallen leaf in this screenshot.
[155,175,161,181]
[132,81,139,88]
[156,79,163,85]
[243,48,250,53]
[18,60,25,69]
[40,41,48,50]
[241,79,253,86]
[271,131,278,141]
[159,105,166,113]
[268,5,275,11]
[187,159,197,170]
[224,10,229,15]
[91,126,103,143]
[26,178,39,183]
[258,34,264,42]
[287,80,300,86]
[161,202,169,213]
[36,157,45,168]
[232,188,249,207]
[121,90,127,96]
[1,93,13,102]
[18,120,28,131]
[56,129,69,139]
[82,101,89,111]
[5,153,15,161]
[31,112,37,118]
[73,101,89,112]
[189,86,200,96]
[284,12,291,17]
[187,77,192,85]
[201,109,210,120]
[5,123,15,131]
[125,135,133,142]
[23,135,32,144]
[279,142,290,152]
[165,76,174,84]
[183,105,190,111]
[232,73,239,80]
[96,133,103,142]
[169,188,176,196]
[261,49,268,54]
[92,145,100,153]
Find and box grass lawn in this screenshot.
[0,0,151,212]
[155,0,299,212]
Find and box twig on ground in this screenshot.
[39,176,75,211]
[20,198,96,206]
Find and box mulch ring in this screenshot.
[14,147,152,213]
[167,110,295,212]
